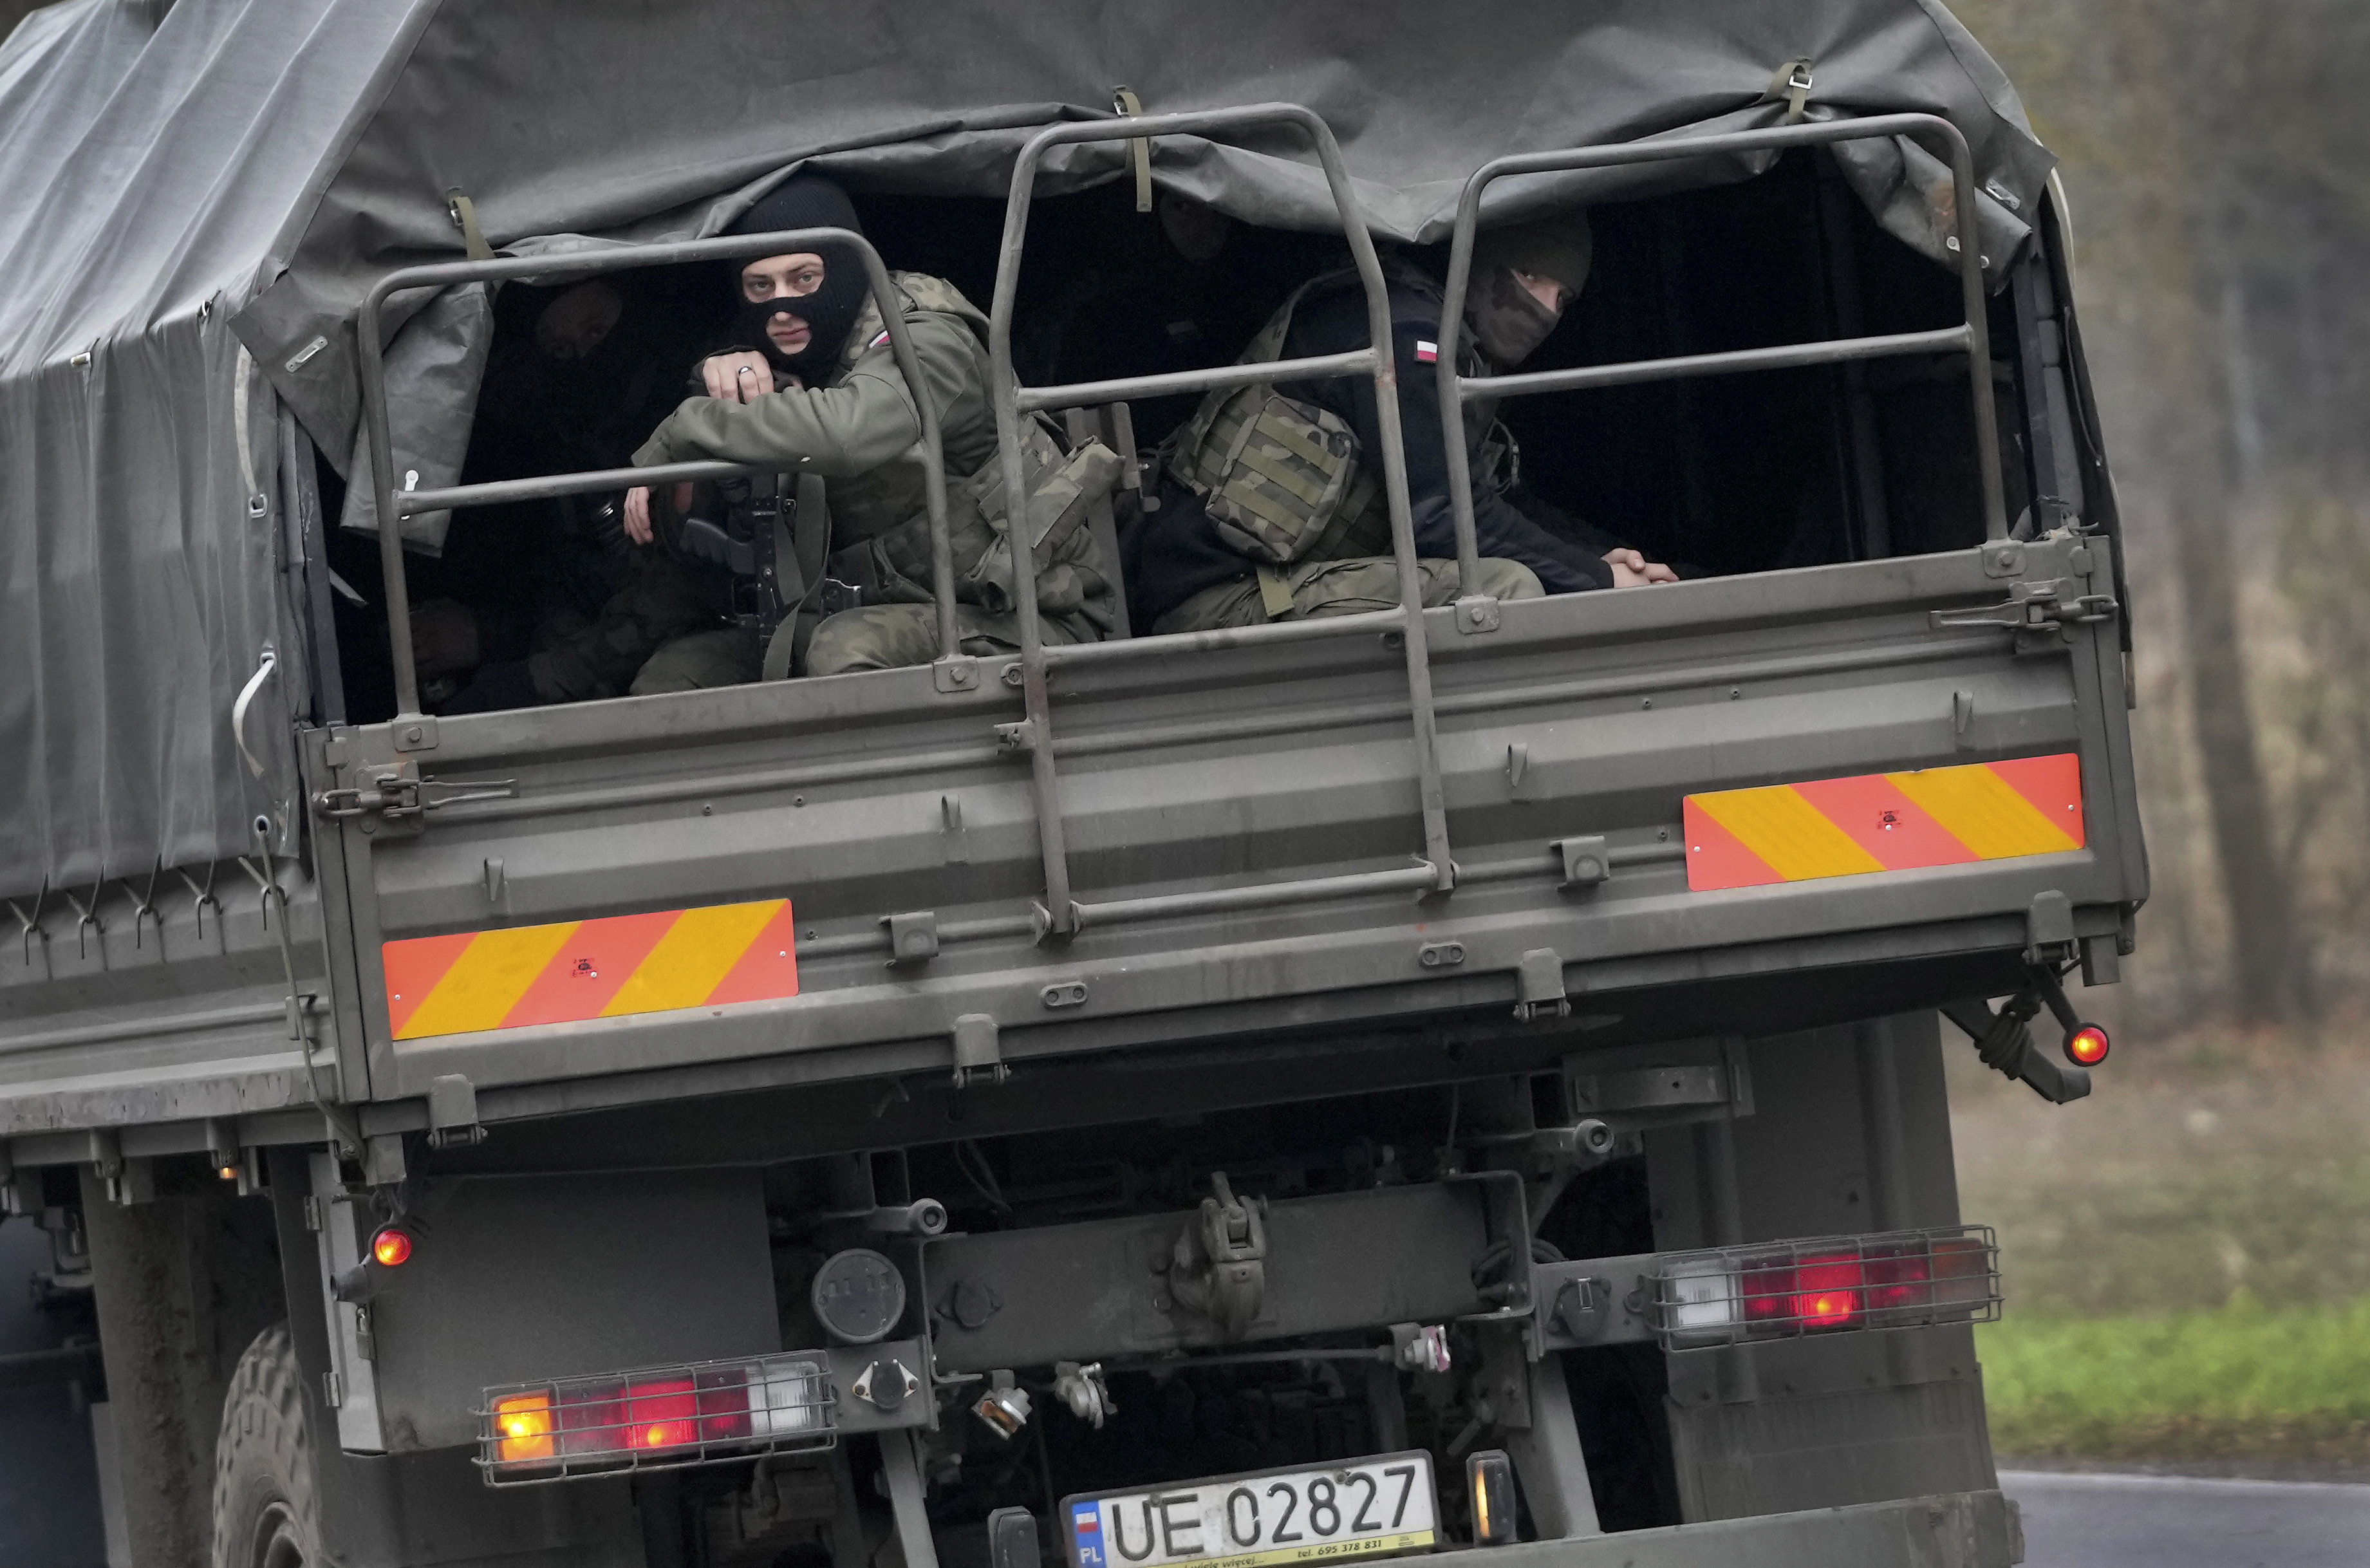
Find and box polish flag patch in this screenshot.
[870,330,891,348]
[1414,340,1439,363]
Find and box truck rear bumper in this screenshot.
[1430,1489,2019,1568]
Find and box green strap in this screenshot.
[443,188,493,261]
[792,472,829,604]
[1114,88,1153,214]
[1256,566,1296,621]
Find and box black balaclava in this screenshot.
[725,174,868,384]
[1466,212,1594,368]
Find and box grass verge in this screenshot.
[1979,1294,2370,1465]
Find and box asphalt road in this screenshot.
[2004,1469,2370,1568]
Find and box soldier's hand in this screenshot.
[1603,547,1650,588]
[701,351,776,402]
[622,483,695,546]
[409,599,481,679]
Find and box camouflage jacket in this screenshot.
[632,271,1116,635]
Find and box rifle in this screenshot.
[601,473,852,677]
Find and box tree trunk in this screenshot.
[2168,484,2309,1022]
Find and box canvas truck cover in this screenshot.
[0,0,2054,902]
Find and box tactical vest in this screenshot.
[823,282,1127,637]
[1167,260,1511,574]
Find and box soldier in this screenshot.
[423,274,718,712]
[1132,211,1675,634]
[624,174,1121,680]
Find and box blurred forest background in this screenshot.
[1954,0,2370,1032]
[1945,0,2370,1468]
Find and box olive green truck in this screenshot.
[0,3,2136,1565]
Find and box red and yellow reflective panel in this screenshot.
[383,899,798,1040]
[1685,754,2084,891]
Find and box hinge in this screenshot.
[301,1194,324,1233]
[2024,890,2076,966]
[1513,948,1571,1022]
[1554,835,1610,890]
[951,1013,1006,1088]
[884,911,940,966]
[324,1370,344,1409]
[426,1074,486,1150]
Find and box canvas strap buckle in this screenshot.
[1764,59,1815,124]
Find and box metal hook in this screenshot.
[175,862,222,944]
[232,645,279,782]
[64,877,106,966]
[132,859,165,952]
[8,881,50,971]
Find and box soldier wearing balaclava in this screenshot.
[455,169,1124,703]
[715,174,873,387]
[1134,207,1675,637]
[1466,213,1594,368]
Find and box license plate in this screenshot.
[1064,1451,1437,1568]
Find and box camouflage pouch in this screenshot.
[1167,268,1370,568]
[1175,389,1361,566]
[964,428,1127,615]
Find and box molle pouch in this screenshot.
[1172,389,1361,567]
[964,424,1128,615]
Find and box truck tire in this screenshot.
[210,1323,322,1568]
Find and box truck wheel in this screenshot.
[211,1323,321,1568]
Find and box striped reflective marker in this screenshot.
[383,899,798,1040]
[1684,754,2083,891]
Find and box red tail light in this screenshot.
[2066,1025,2109,1066]
[1657,1227,2001,1349]
[1742,1251,1867,1330]
[621,1374,751,1451]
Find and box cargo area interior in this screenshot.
[317,149,2015,725]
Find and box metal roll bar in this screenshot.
[357,227,957,720]
[987,104,1453,938]
[1435,111,2011,593]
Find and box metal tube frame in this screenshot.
[347,111,2011,947]
[1434,112,2010,594]
[987,104,1453,938]
[357,228,956,720]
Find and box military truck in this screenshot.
[0,3,2136,1565]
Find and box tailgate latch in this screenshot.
[1166,1171,1268,1339]
[315,764,518,825]
[1929,577,2118,647]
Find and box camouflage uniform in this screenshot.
[1152,557,1542,634]
[1137,256,1625,634]
[525,551,757,700]
[632,272,1120,682]
[805,603,1085,676]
